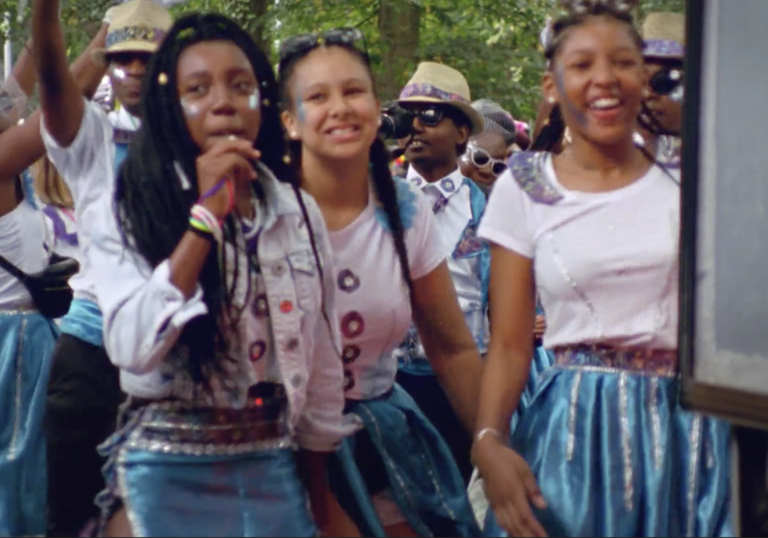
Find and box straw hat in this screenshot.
[642,12,685,60]
[398,62,484,136]
[93,0,173,65]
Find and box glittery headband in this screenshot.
[106,26,167,49]
[399,83,470,104]
[644,39,685,59]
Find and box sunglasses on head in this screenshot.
[466,142,507,177]
[649,68,683,96]
[279,27,366,63]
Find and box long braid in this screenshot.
[115,13,290,385]
[369,138,414,301]
[529,106,566,153]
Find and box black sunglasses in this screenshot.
[279,27,366,63]
[400,105,451,128]
[649,68,683,96]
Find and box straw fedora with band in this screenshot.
[642,12,685,60]
[398,62,484,136]
[93,0,173,65]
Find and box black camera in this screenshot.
[379,102,415,140]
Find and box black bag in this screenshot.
[0,253,79,318]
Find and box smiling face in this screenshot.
[281,46,380,163]
[176,40,262,152]
[543,16,646,147]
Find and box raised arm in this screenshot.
[0,24,108,185]
[32,0,86,148]
[9,39,36,98]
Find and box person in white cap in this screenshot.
[394,61,489,484]
[31,0,173,535]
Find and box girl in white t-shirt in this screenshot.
[472,3,730,537]
[278,30,483,537]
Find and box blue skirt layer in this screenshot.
[486,362,731,537]
[331,384,480,537]
[511,346,555,432]
[0,311,58,536]
[97,397,315,537]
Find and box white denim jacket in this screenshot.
[89,163,357,452]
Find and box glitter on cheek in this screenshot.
[296,94,307,123]
[248,89,260,111]
[556,64,588,128]
[180,98,202,118]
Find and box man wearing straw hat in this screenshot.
[32,0,173,535]
[640,12,685,173]
[394,61,489,483]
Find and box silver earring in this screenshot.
[290,131,298,139]
[547,96,556,104]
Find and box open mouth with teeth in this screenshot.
[326,125,361,137]
[589,97,621,111]
[210,130,247,140]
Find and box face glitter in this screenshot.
[248,89,260,111]
[180,98,201,118]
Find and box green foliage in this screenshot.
[3,0,687,123]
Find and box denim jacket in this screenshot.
[90,163,358,452]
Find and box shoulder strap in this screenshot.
[0,254,29,282]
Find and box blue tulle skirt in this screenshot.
[486,346,732,537]
[0,310,58,536]
[96,387,316,537]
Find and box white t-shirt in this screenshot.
[41,100,139,303]
[478,152,680,350]
[0,199,48,310]
[329,179,445,400]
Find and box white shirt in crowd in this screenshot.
[328,179,445,400]
[478,153,680,350]
[0,198,48,310]
[406,165,488,352]
[41,101,140,305]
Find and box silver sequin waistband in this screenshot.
[125,398,292,456]
[554,345,678,377]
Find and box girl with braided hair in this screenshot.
[57,13,359,537]
[278,29,483,537]
[472,1,731,536]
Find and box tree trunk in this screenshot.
[377,0,420,102]
[247,0,271,57]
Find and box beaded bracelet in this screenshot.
[190,204,223,243]
[188,222,215,243]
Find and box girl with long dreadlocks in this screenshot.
[472,2,730,537]
[278,30,482,537]
[79,13,358,537]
